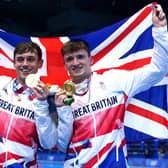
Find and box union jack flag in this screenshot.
[0,2,167,148]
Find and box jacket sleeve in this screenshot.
[106,25,168,98]
[56,106,73,153]
[32,99,57,149]
[128,25,168,97]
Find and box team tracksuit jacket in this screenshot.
[0,77,73,168]
[64,26,168,167]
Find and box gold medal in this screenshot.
[63,80,75,97]
[63,80,75,105]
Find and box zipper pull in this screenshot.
[116,142,119,162]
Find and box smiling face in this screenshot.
[61,39,92,84]
[64,49,92,84]
[14,51,43,85]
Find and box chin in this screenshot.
[73,73,83,78]
[23,72,32,77]
[74,75,86,81]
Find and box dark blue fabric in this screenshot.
[47,95,56,113]
[100,146,127,168]
[4,163,24,168]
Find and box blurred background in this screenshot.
[37,139,168,168]
[0,0,168,167]
[0,0,167,37]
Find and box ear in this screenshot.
[64,63,68,71]
[63,60,68,70]
[13,62,16,68]
[90,56,93,65]
[38,60,43,68]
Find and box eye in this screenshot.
[15,57,24,62]
[77,54,85,59]
[65,56,74,62]
[26,56,36,62]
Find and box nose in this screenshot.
[22,58,29,65]
[72,57,79,65]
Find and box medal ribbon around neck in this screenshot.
[13,78,36,100]
[74,73,92,96]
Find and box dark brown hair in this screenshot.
[14,41,42,61]
[61,39,90,57]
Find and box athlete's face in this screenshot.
[14,52,43,85]
[63,49,92,83]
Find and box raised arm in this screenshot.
[105,4,168,98]
[128,4,168,96]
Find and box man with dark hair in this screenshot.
[0,41,73,168]
[55,5,168,167]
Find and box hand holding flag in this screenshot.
[0,3,167,143]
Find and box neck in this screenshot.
[72,73,91,84]
[16,78,25,86]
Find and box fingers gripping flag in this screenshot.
[0,2,168,148]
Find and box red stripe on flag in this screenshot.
[0,48,13,63]
[39,38,70,86]
[0,67,16,78]
[127,103,168,129]
[93,6,152,64]
[113,57,151,70]
[95,57,151,74]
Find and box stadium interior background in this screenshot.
[0,0,168,167]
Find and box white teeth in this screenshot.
[20,69,29,72]
[19,67,31,72]
[72,67,81,70]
